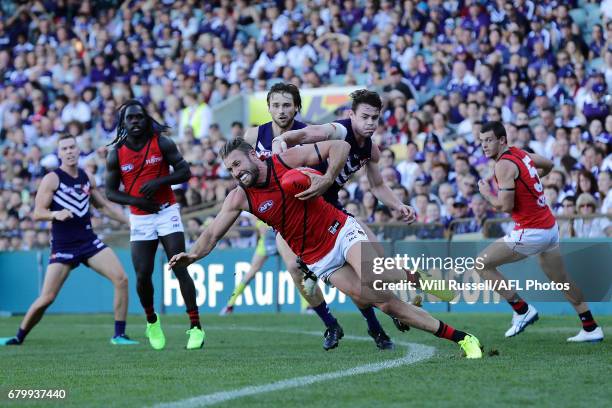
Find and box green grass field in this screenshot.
[1,312,610,407]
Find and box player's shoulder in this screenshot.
[495,157,519,177]
[226,187,249,208]
[244,125,261,146]
[40,170,60,189]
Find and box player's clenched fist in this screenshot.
[168,252,198,268]
[52,209,73,221]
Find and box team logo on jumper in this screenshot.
[259,200,274,213]
[121,163,134,172]
[328,220,341,235]
[171,216,179,222]
[146,155,163,165]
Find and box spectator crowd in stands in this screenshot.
[0,0,611,251]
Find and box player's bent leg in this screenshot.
[86,247,138,345]
[479,239,538,338]
[537,249,603,342]
[339,243,482,358]
[159,232,204,349]
[1,263,72,345]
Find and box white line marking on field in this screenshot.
[150,325,435,408]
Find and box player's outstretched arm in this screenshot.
[279,139,350,200]
[479,160,517,213]
[87,172,129,224]
[365,144,416,223]
[273,123,348,153]
[33,172,73,221]
[528,152,554,178]
[138,136,192,198]
[169,188,246,268]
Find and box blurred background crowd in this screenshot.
[0,0,611,251]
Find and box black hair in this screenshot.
[109,99,170,146]
[480,121,507,140]
[266,82,302,112]
[220,137,254,160]
[350,89,382,111]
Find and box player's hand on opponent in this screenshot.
[271,137,288,154]
[395,204,416,224]
[53,209,73,221]
[478,179,492,196]
[139,179,161,199]
[295,171,333,201]
[168,252,197,268]
[134,198,161,214]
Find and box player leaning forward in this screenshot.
[477,121,603,342]
[170,137,484,358]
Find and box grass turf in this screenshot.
[1,312,610,407]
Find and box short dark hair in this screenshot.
[220,138,254,160]
[57,133,76,144]
[350,89,382,111]
[267,83,302,112]
[480,121,507,140]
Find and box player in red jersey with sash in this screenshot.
[477,121,602,342]
[169,138,484,358]
[106,100,204,350]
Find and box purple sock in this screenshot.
[359,306,384,334]
[114,321,126,338]
[312,301,337,328]
[16,328,27,343]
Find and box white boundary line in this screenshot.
[151,325,435,408]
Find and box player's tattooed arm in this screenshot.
[365,144,416,223]
[273,123,348,153]
[137,136,192,198]
[279,140,351,200]
[479,160,517,213]
[527,152,554,178]
[33,172,72,221]
[169,188,247,267]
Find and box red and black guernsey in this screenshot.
[242,155,348,264]
[117,134,176,215]
[495,146,556,230]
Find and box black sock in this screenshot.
[434,321,468,343]
[508,298,529,315]
[579,311,598,332]
[144,306,157,323]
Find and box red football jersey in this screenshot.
[243,156,348,264]
[495,146,556,230]
[117,134,176,215]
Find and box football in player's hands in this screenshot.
[280,168,323,196]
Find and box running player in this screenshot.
[243,83,389,350]
[476,121,603,342]
[0,134,138,346]
[272,89,455,338]
[219,220,276,315]
[169,138,484,358]
[105,100,204,350]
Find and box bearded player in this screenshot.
[106,100,204,350]
[1,134,137,346]
[476,121,603,342]
[169,138,483,358]
[240,83,391,351]
[272,89,455,346]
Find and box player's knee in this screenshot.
[375,301,395,316]
[39,292,58,307]
[115,274,129,290]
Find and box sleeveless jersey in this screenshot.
[317,118,373,206]
[117,134,176,215]
[496,146,556,229]
[242,156,348,264]
[255,120,307,159]
[50,168,97,246]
